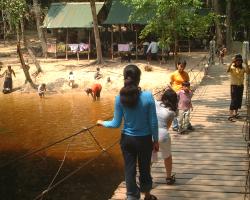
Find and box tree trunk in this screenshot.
[205,0,212,7]
[89,0,103,64]
[17,43,36,88]
[33,0,47,58]
[23,35,43,74]
[2,9,6,44]
[225,0,232,52]
[16,23,20,42]
[174,38,178,69]
[212,0,223,46]
[20,18,24,42]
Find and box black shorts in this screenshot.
[95,89,101,97]
[230,85,244,110]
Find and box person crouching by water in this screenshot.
[227,54,249,122]
[97,64,159,200]
[38,83,46,98]
[85,83,102,101]
[2,65,16,93]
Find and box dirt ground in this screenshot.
[0,41,208,97]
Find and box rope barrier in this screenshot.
[244,73,250,199]
[0,120,113,169]
[34,55,207,199]
[33,138,120,200]
[39,137,74,200]
[1,54,208,200]
[1,54,207,170]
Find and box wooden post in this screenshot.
[44,28,48,59]
[188,38,191,54]
[55,38,57,58]
[77,51,80,61]
[135,30,138,60]
[66,28,68,60]
[2,10,6,45]
[88,29,91,60]
[111,27,114,60]
[55,29,58,58]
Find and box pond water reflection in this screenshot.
[0,92,123,200]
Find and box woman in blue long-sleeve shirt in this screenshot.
[97,64,159,200]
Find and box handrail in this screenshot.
[1,54,208,199]
[244,70,250,200]
[32,55,208,199]
[1,55,207,169]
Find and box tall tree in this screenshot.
[0,0,27,42]
[17,43,36,88]
[89,0,103,64]
[231,0,250,41]
[225,0,232,52]
[0,0,43,75]
[212,0,223,46]
[23,36,43,74]
[33,0,47,57]
[123,0,214,66]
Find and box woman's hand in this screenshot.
[153,141,159,152]
[97,120,104,126]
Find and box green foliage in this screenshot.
[232,0,250,32]
[0,0,27,26]
[122,0,215,46]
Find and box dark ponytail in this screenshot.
[120,65,141,108]
[160,88,178,112]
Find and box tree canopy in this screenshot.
[0,0,27,27]
[122,0,214,47]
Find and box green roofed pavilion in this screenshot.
[103,0,148,25]
[43,2,104,29]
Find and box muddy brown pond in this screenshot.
[0,92,124,200]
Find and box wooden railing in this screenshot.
[244,73,250,200]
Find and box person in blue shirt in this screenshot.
[97,64,159,200]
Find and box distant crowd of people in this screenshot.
[0,65,107,101]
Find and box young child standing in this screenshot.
[219,45,227,64]
[177,81,193,134]
[38,83,46,98]
[94,67,103,80]
[68,71,75,88]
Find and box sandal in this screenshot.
[166,174,176,185]
[233,113,240,119]
[228,116,236,122]
[144,194,158,200]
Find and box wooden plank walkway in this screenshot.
[110,63,249,200]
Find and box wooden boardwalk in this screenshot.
[110,63,249,200]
